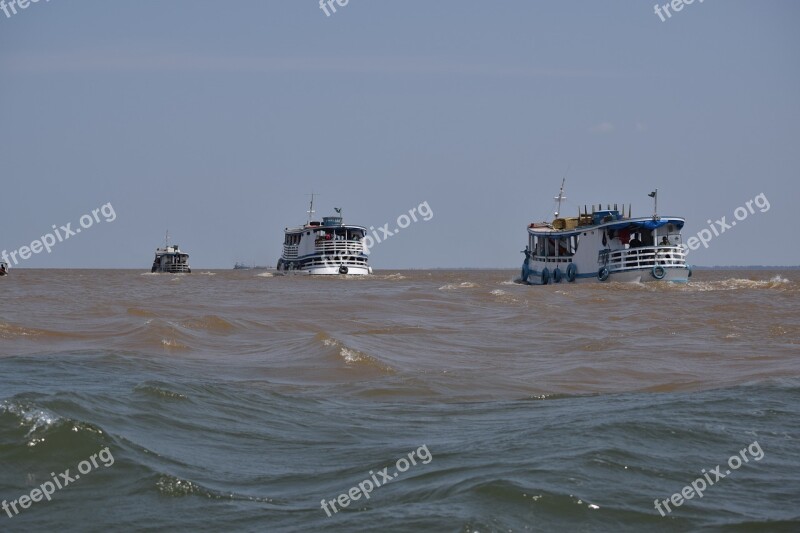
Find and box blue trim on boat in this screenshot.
[526,267,690,282]
[289,251,369,261]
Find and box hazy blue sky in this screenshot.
[1,1,798,268]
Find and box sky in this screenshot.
[1,0,798,269]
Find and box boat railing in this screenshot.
[599,246,686,271]
[306,256,369,268]
[531,255,574,264]
[314,241,365,255]
[283,244,299,259]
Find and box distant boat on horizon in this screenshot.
[151,232,191,273]
[233,262,269,270]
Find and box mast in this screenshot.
[306,193,316,225]
[648,189,659,220]
[554,178,567,218]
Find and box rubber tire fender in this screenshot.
[566,263,577,282]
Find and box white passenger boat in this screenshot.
[276,197,372,275]
[520,183,691,284]
[151,233,191,273]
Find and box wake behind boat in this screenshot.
[520,183,691,285]
[276,196,372,275]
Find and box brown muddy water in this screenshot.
[1,269,798,531]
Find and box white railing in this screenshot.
[283,244,299,259]
[532,255,574,264]
[314,240,365,255]
[283,241,365,261]
[163,264,191,273]
[599,246,686,271]
[305,256,369,268]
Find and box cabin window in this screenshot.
[529,235,575,258]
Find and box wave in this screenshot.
[127,307,158,318]
[489,288,519,303]
[684,276,794,292]
[103,313,239,352]
[0,399,108,451]
[154,474,278,504]
[180,315,237,334]
[0,322,86,340]
[134,382,189,401]
[317,333,395,374]
[439,282,478,290]
[160,338,190,350]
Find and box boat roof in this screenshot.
[528,216,685,237]
[285,222,367,234]
[155,247,188,255]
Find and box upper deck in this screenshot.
[285,219,367,236]
[282,215,368,260]
[528,207,685,237]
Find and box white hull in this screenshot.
[277,264,372,276]
[523,264,690,285]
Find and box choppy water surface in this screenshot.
[1,269,798,531]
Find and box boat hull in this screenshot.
[522,264,690,285]
[276,255,371,276]
[151,265,192,274]
[277,264,372,276]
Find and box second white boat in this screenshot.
[276,199,372,276]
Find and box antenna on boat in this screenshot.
[165,230,170,248]
[648,189,659,220]
[554,177,567,218]
[306,193,316,225]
